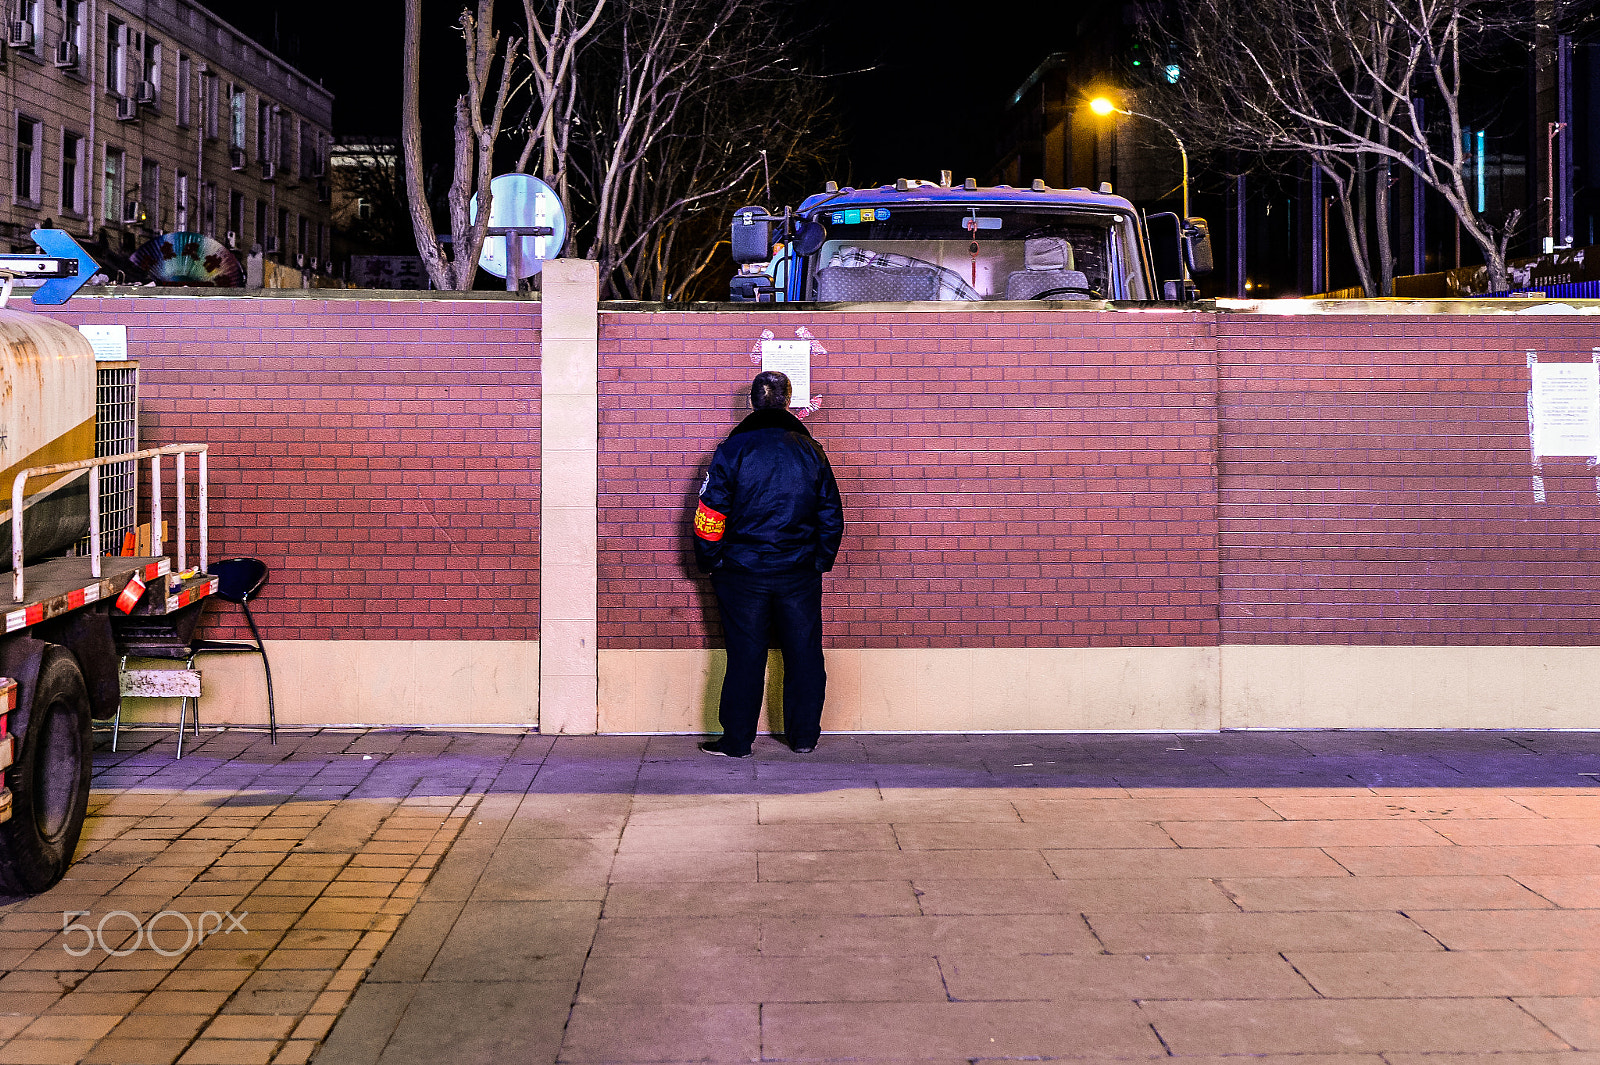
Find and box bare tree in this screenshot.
[402,0,521,290]
[515,0,608,207]
[1151,0,1537,293]
[565,0,829,298]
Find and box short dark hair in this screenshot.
[751,371,791,410]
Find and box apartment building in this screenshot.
[1,0,333,275]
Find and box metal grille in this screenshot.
[93,362,139,556]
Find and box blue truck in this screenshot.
[729,178,1212,303]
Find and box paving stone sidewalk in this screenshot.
[4,728,1600,1064]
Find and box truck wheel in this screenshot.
[0,648,92,895]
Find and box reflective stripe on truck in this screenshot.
[4,560,169,633]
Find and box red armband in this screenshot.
[693,501,726,541]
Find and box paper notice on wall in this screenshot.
[760,339,811,406]
[77,324,128,361]
[1532,362,1600,456]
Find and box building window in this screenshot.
[176,56,190,126]
[14,0,41,52]
[142,37,162,106]
[297,214,308,262]
[103,146,125,223]
[229,189,244,246]
[175,170,188,230]
[277,206,288,258]
[229,86,246,150]
[281,113,294,180]
[257,100,273,172]
[201,181,216,236]
[254,198,267,248]
[140,158,160,228]
[15,115,42,203]
[201,71,219,140]
[106,17,126,95]
[63,1,85,64]
[61,132,85,215]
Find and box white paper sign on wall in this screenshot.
[760,339,811,407]
[77,324,127,361]
[1531,362,1600,457]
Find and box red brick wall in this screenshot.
[1218,313,1600,645]
[33,296,541,641]
[598,310,1221,649]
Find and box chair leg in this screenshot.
[186,655,200,738]
[240,602,276,745]
[175,695,186,759]
[113,655,124,752]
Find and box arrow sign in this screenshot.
[26,229,99,305]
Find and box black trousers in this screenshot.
[710,568,826,753]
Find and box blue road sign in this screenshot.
[28,229,98,305]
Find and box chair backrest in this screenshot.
[815,265,940,302]
[214,557,269,604]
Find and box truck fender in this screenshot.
[35,608,120,720]
[0,635,52,741]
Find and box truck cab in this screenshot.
[730,180,1211,303]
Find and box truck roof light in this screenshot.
[963,177,977,190]
[895,178,910,191]
[825,180,838,193]
[1032,179,1048,191]
[1099,181,1113,194]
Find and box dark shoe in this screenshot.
[789,743,816,754]
[698,740,752,759]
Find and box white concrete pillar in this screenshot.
[539,260,600,733]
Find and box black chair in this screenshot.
[191,557,277,744]
[114,556,277,754]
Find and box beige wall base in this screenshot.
[598,647,1221,733]
[112,641,1600,732]
[114,641,539,728]
[1221,644,1600,729]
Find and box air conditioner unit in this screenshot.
[115,95,138,121]
[52,40,77,67]
[135,80,156,106]
[7,21,33,48]
[228,146,246,171]
[225,230,237,249]
[259,159,275,181]
[122,200,142,225]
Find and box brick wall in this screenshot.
[1218,313,1600,645]
[598,310,1221,649]
[36,296,541,641]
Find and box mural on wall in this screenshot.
[747,326,825,416]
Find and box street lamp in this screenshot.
[1088,96,1189,220]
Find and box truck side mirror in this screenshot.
[1183,217,1214,276]
[1145,212,1184,300]
[732,207,773,264]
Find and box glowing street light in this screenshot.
[1087,96,1189,220]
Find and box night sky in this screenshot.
[196,0,1082,188]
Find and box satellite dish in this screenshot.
[470,174,568,279]
[131,232,244,287]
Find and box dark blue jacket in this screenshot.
[693,408,844,574]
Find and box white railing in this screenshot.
[12,444,209,602]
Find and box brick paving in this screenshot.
[2,728,1600,1064]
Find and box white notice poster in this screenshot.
[77,324,128,362]
[1532,362,1600,456]
[760,339,810,406]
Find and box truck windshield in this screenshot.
[804,206,1148,301]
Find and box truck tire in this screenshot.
[0,647,92,895]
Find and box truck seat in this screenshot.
[815,265,940,302]
[1004,268,1094,300]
